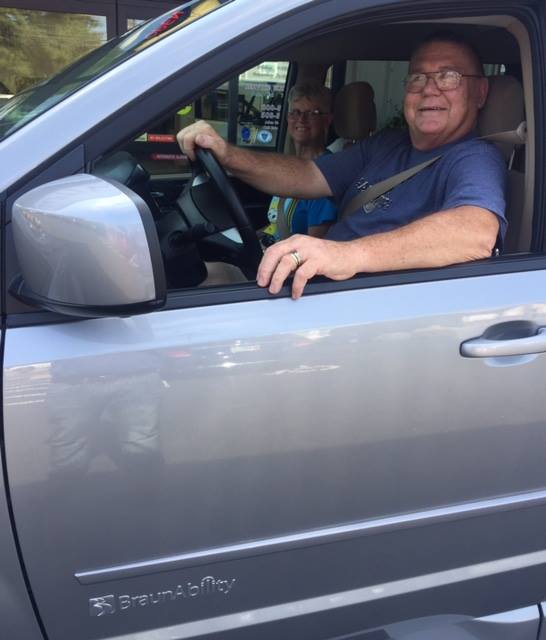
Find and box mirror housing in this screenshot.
[10,174,166,317]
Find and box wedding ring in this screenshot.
[290,250,302,268]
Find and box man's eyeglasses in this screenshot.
[287,109,329,120]
[404,69,483,93]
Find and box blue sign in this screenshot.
[257,129,273,144]
[241,126,252,142]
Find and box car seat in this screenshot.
[478,74,526,253]
[328,81,377,152]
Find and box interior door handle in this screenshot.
[461,327,546,358]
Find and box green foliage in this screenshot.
[0,9,106,94]
[382,104,407,130]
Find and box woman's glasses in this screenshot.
[287,109,329,120]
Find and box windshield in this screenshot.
[0,0,232,142]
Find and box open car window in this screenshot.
[92,27,527,296]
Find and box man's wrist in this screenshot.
[223,143,251,175]
[345,238,370,275]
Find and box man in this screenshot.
[177,33,506,299]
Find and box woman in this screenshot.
[263,83,337,241]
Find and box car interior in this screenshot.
[92,13,530,292]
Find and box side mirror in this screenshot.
[10,174,166,317]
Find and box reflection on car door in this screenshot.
[3,268,546,640]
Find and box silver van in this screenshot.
[2,1,546,639]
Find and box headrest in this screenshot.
[333,81,377,141]
[478,75,525,160]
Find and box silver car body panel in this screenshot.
[4,268,546,639]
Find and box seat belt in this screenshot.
[276,197,299,240]
[340,122,527,220]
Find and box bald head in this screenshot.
[410,32,484,76]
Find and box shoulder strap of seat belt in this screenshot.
[340,155,440,220]
[339,122,527,221]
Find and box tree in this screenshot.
[0,8,105,94]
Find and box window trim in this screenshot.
[5,253,546,327]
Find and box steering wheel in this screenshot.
[179,147,263,275]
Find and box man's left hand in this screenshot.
[257,235,360,299]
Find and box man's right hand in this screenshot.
[176,120,231,164]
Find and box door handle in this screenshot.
[461,327,546,358]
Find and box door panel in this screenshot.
[4,269,546,639]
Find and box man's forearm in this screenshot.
[257,205,499,299]
[177,120,332,198]
[347,206,499,273]
[224,145,331,198]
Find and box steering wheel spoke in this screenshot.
[178,148,263,274]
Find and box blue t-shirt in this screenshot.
[266,195,337,240]
[315,129,507,243]
[292,197,337,233]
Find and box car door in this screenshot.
[2,1,546,639]
[4,265,546,640]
